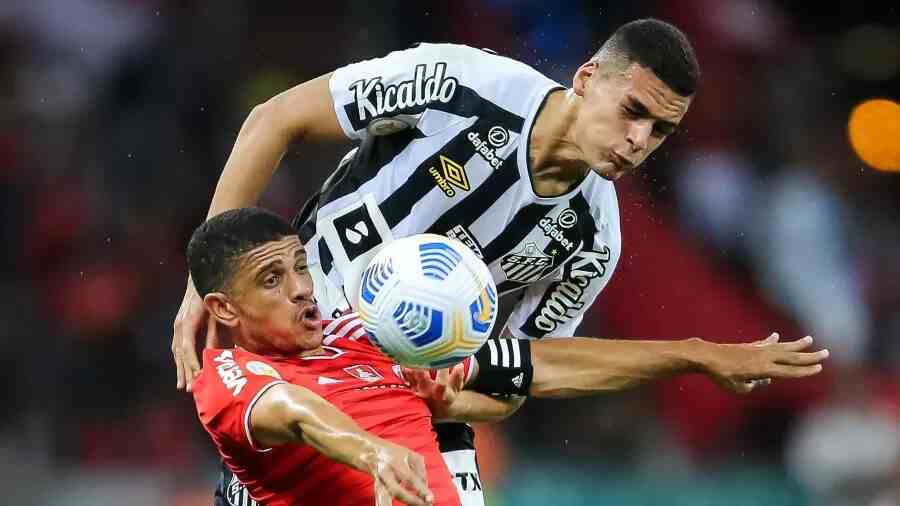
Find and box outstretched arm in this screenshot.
[410,333,828,423]
[528,333,827,397]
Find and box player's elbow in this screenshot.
[242,96,302,143]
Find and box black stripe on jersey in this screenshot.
[321,129,418,209]
[344,85,524,133]
[425,150,521,234]
[318,236,334,276]
[428,86,524,131]
[294,192,319,243]
[379,93,524,230]
[379,126,477,228]
[481,203,555,264]
[496,279,527,295]
[568,191,597,250]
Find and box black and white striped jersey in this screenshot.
[296,42,621,339]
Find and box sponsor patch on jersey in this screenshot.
[467,130,506,169]
[349,62,458,124]
[487,126,509,147]
[344,364,384,383]
[429,155,470,197]
[538,209,581,253]
[213,350,248,396]
[332,202,384,262]
[501,242,554,283]
[245,361,282,380]
[445,224,484,258]
[520,245,612,336]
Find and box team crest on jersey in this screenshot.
[245,361,282,380]
[429,155,470,197]
[344,365,384,383]
[501,242,554,283]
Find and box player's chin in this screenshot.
[595,168,623,181]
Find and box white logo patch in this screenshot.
[213,350,247,396]
[245,361,281,379]
[488,126,509,147]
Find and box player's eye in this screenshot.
[622,106,638,118]
[263,273,281,288]
[652,124,676,138]
[294,263,308,274]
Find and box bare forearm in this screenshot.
[530,337,704,398]
[293,395,380,472]
[207,103,291,218]
[206,73,342,219]
[439,392,524,423]
[252,385,379,473]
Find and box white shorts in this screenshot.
[441,449,485,506]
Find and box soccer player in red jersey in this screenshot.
[187,207,446,506]
[187,207,828,506]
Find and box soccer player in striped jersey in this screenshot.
[170,18,775,505]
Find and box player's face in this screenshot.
[573,61,691,181]
[228,236,323,355]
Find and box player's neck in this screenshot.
[528,89,590,197]
[233,331,324,358]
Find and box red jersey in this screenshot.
[192,313,461,506]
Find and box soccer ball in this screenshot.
[357,233,497,368]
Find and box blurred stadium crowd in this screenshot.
[1,1,898,505]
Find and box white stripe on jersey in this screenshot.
[511,338,521,367]
[324,313,358,335]
[347,325,368,341]
[499,339,510,367]
[487,339,499,366]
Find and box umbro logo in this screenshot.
[429,155,470,197]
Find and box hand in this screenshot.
[172,278,217,391]
[365,439,434,506]
[701,333,829,394]
[403,365,466,421]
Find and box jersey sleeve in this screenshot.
[328,42,559,141]
[506,242,620,339]
[192,349,289,452]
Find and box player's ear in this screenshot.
[205,293,240,327]
[572,60,597,97]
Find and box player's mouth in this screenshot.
[610,152,633,171]
[297,304,322,330]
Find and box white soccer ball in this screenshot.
[357,233,497,368]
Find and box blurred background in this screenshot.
[1,1,898,505]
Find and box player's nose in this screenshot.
[287,271,313,303]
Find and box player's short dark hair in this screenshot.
[187,207,297,297]
[595,18,700,96]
